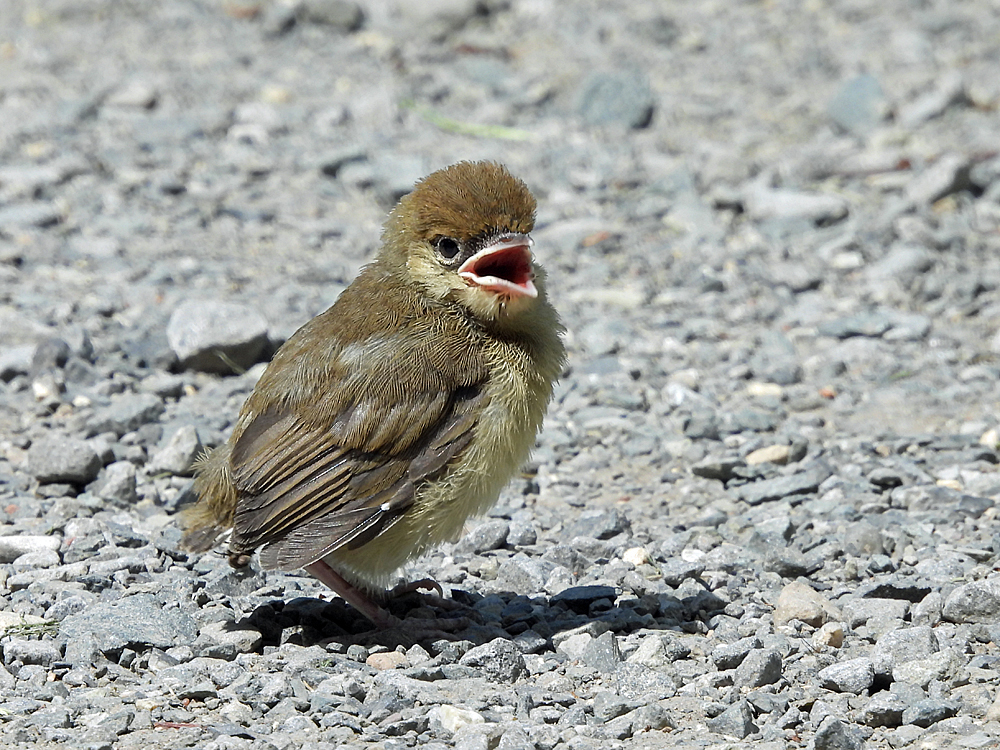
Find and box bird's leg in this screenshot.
[388,578,443,597]
[304,560,396,629]
[387,578,465,613]
[305,561,471,633]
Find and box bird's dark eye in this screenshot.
[434,236,461,260]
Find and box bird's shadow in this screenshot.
[229,582,727,651]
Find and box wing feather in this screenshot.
[226,364,489,571]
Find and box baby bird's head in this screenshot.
[381,161,543,324]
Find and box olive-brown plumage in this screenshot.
[182,161,565,626]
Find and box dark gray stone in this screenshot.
[733,648,782,688]
[299,0,364,30]
[59,594,199,653]
[902,699,959,727]
[166,299,269,374]
[942,579,1000,624]
[26,434,102,484]
[812,715,865,750]
[567,508,630,540]
[460,519,509,554]
[863,692,907,727]
[581,630,621,673]
[576,70,654,129]
[818,658,875,694]
[459,638,527,683]
[85,392,165,437]
[736,462,832,505]
[712,635,762,670]
[706,699,756,739]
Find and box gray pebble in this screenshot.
[0,535,62,563]
[736,462,832,505]
[901,698,959,727]
[581,630,621,673]
[3,639,61,667]
[85,392,165,437]
[0,202,63,229]
[706,699,757,739]
[459,519,509,554]
[59,594,199,653]
[94,460,139,505]
[733,648,782,688]
[818,657,875,694]
[712,635,761,669]
[941,579,1000,624]
[459,638,527,683]
[166,299,269,374]
[26,434,102,484]
[299,0,364,31]
[576,69,654,129]
[863,691,908,727]
[812,715,865,750]
[148,425,203,475]
[872,626,939,672]
[827,73,889,136]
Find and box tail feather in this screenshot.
[180,443,238,552]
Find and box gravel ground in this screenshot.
[3,1,1000,748]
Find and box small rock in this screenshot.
[148,425,203,476]
[734,649,782,688]
[942,578,1000,624]
[902,699,959,728]
[812,622,845,649]
[745,444,793,466]
[893,651,959,688]
[863,692,908,727]
[567,508,630,539]
[459,638,527,683]
[744,183,848,224]
[736,462,832,505]
[59,594,199,653]
[580,631,621,673]
[828,73,889,136]
[627,633,690,667]
[94,461,139,505]
[299,0,364,30]
[774,580,841,627]
[872,627,939,672]
[193,621,263,660]
[460,519,509,553]
[2,639,61,666]
[576,69,654,129]
[906,153,972,205]
[167,299,269,374]
[812,715,865,750]
[712,635,761,670]
[0,535,62,564]
[842,598,908,628]
[622,546,651,566]
[706,699,757,739]
[817,658,875,694]
[86,392,166,437]
[26,434,102,484]
[367,651,409,670]
[429,705,485,735]
[0,202,62,229]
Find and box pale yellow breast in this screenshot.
[323,345,552,589]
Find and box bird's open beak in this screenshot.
[458,233,537,299]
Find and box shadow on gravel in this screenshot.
[234,584,727,651]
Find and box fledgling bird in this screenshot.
[181,161,565,628]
